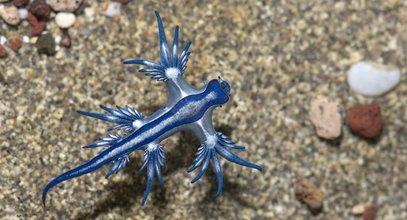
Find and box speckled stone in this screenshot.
[295,178,324,212]
[48,0,83,12]
[28,0,51,19]
[0,5,21,26]
[36,33,56,55]
[347,103,383,139]
[309,96,342,139]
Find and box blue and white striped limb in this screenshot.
[138,143,166,205]
[77,105,143,131]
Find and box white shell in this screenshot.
[347,61,401,97]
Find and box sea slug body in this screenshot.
[42,11,262,206]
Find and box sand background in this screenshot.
[1,0,406,219]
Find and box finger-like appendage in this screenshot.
[215,144,262,171]
[141,162,155,206]
[138,143,166,205]
[172,26,179,66]
[191,150,211,183]
[210,153,223,198]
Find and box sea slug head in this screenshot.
[205,78,231,106]
[218,77,231,97]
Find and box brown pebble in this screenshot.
[13,0,29,7]
[347,103,383,139]
[295,178,324,213]
[363,205,376,220]
[0,44,8,58]
[31,21,46,36]
[10,39,23,52]
[29,0,51,19]
[60,35,71,48]
[115,0,132,3]
[27,12,38,25]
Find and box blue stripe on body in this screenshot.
[112,79,229,156]
[42,80,228,204]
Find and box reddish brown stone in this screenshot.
[27,12,39,25]
[31,21,46,36]
[0,45,8,58]
[347,103,383,139]
[363,205,376,220]
[13,0,29,7]
[60,35,71,48]
[28,0,51,19]
[115,0,132,3]
[10,39,23,52]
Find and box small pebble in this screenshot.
[48,0,83,12]
[103,1,122,18]
[28,0,51,19]
[27,11,47,36]
[54,35,61,44]
[79,124,87,132]
[0,5,21,26]
[36,33,56,55]
[22,35,29,43]
[53,109,65,120]
[55,12,76,29]
[0,36,6,45]
[10,38,22,52]
[309,96,342,139]
[26,11,38,25]
[18,8,28,19]
[55,50,64,59]
[352,203,366,215]
[13,0,29,7]
[348,61,401,97]
[31,21,46,36]
[295,178,324,213]
[363,205,376,220]
[347,103,383,139]
[115,0,132,3]
[60,34,71,47]
[84,7,94,17]
[30,37,38,44]
[0,44,8,58]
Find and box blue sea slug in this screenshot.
[43,11,262,206]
